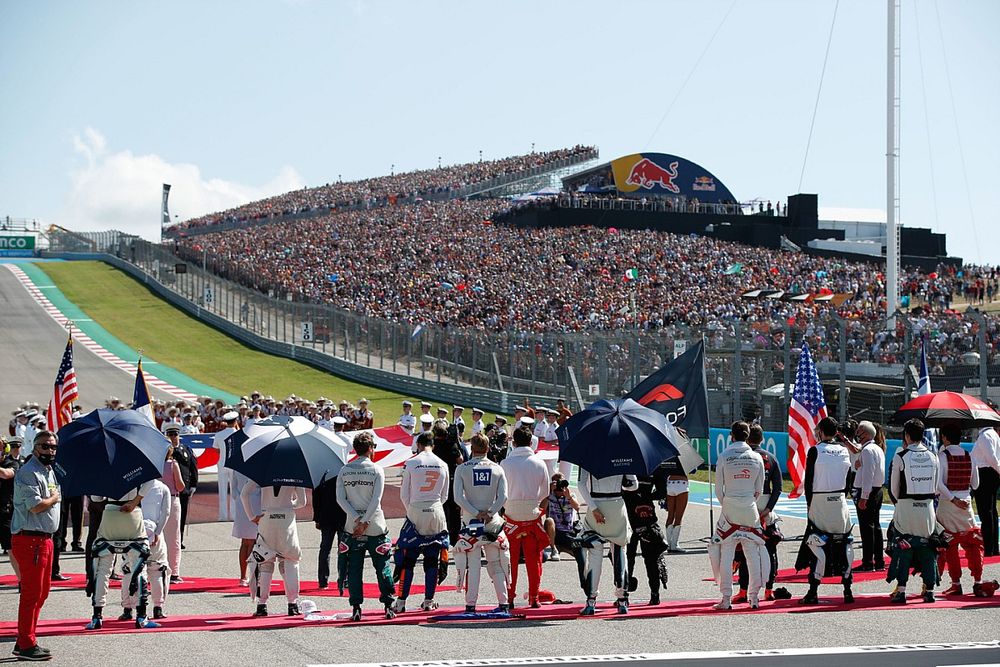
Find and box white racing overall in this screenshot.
[709,442,767,608]
[453,456,509,608]
[578,470,636,606]
[242,482,306,605]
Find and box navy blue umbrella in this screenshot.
[54,408,169,498]
[225,415,348,488]
[556,398,680,477]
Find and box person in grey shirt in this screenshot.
[11,430,61,661]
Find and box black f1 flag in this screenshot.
[626,340,710,439]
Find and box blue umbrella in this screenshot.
[54,409,169,498]
[556,398,680,477]
[225,415,348,488]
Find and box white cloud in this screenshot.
[61,128,303,240]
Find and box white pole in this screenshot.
[886,0,900,326]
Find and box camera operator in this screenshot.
[486,417,509,463]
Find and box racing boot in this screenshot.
[843,585,855,604]
[85,607,103,630]
[254,604,268,617]
[921,590,936,604]
[419,599,439,612]
[889,590,907,604]
[153,607,166,620]
[713,596,732,611]
[615,597,629,615]
[117,608,134,621]
[350,606,362,622]
[798,580,819,605]
[580,598,597,616]
[391,598,407,614]
[731,588,748,604]
[941,582,963,596]
[287,603,300,616]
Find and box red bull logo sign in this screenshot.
[624,158,681,193]
[607,152,736,204]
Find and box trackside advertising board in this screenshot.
[0,235,36,257]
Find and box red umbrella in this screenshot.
[891,391,1000,427]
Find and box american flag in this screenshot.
[787,342,827,499]
[46,336,79,432]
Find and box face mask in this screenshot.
[37,453,55,466]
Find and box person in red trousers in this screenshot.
[500,426,550,608]
[11,430,62,662]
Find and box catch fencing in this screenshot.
[46,234,999,428]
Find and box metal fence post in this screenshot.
[598,337,608,399]
[733,320,742,421]
[967,307,989,400]
[834,314,847,420]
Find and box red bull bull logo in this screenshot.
[624,158,681,193]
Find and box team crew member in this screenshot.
[735,424,782,602]
[230,469,260,586]
[241,480,307,617]
[336,432,397,621]
[796,417,855,605]
[578,469,637,615]
[431,424,465,547]
[937,424,988,596]
[129,479,172,620]
[398,401,416,435]
[312,473,346,592]
[394,432,451,613]
[11,430,61,661]
[500,426,550,608]
[851,421,886,571]
[624,466,669,605]
[87,479,159,630]
[162,426,186,584]
[710,422,767,610]
[887,418,940,604]
[453,434,510,614]
[213,411,240,521]
[971,425,1000,557]
[660,452,689,553]
[172,430,199,550]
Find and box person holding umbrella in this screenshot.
[971,423,1000,557]
[336,432,397,621]
[936,424,992,597]
[10,430,61,661]
[555,399,680,616]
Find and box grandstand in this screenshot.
[43,145,1000,417]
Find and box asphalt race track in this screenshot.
[0,264,178,413]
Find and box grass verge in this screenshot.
[37,261,473,427]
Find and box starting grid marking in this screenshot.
[5,264,198,402]
[318,641,1000,667]
[687,481,894,529]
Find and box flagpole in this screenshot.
[705,332,714,537]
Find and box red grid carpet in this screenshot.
[4,594,998,639]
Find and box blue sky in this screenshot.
[1,0,996,263]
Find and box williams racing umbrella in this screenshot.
[890,391,1000,428]
[54,408,170,498]
[556,398,680,477]
[225,415,349,488]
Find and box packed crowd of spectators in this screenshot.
[175,193,999,369]
[173,146,597,232]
